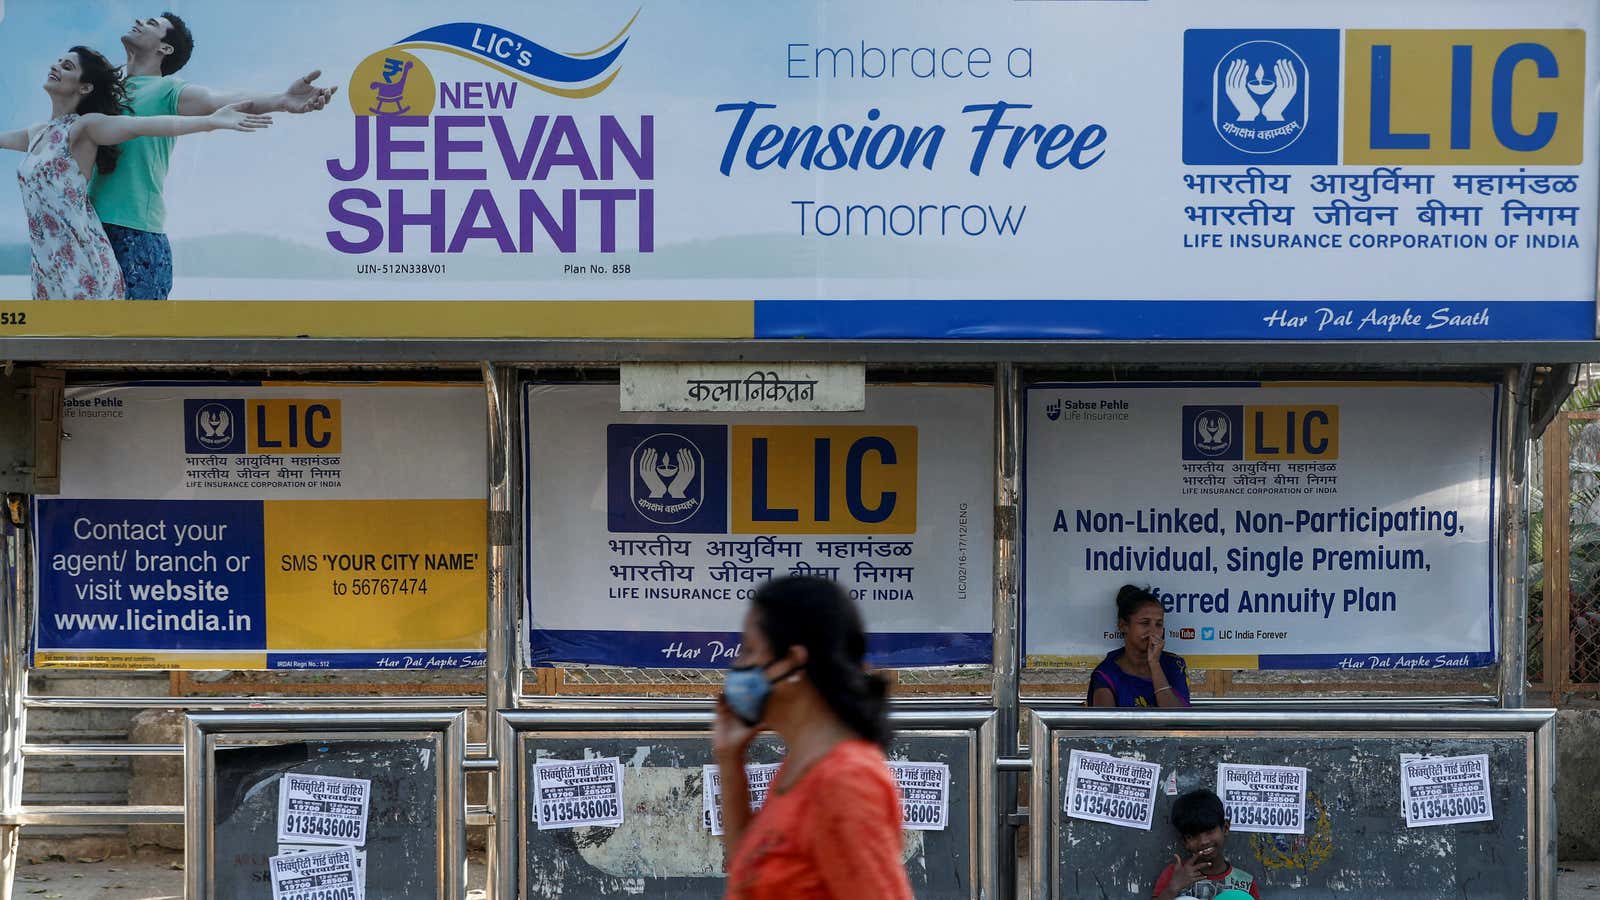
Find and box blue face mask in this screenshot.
[723,659,800,726]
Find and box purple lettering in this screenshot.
[600,116,653,179]
[326,189,382,252]
[376,117,430,180]
[491,116,550,180]
[581,188,633,252]
[327,117,370,181]
[388,188,448,252]
[534,118,598,180]
[518,189,576,252]
[448,189,515,252]
[434,116,487,180]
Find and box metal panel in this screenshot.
[496,708,997,900]
[183,711,467,900]
[1028,709,1557,900]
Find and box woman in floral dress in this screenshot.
[0,46,271,299]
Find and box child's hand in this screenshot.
[1170,851,1208,890]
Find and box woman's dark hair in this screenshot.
[68,46,129,175]
[1116,584,1162,622]
[751,576,892,748]
[1171,788,1227,836]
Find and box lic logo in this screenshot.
[631,433,703,525]
[183,399,245,454]
[1193,409,1233,457]
[606,424,728,533]
[1045,398,1062,421]
[1183,29,1339,165]
[1181,405,1243,461]
[1214,41,1308,154]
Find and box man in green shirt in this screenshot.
[90,12,337,299]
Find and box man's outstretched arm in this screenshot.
[176,70,337,116]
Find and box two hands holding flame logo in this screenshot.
[638,447,697,499]
[1224,58,1298,122]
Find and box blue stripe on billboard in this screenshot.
[755,299,1593,340]
[1256,652,1496,670]
[528,629,993,668]
[268,651,487,670]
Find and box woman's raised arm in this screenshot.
[77,103,271,146]
[0,128,30,152]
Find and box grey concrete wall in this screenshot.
[1559,709,1600,860]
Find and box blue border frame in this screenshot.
[1019,380,1501,670]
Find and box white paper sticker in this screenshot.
[701,763,780,835]
[1400,753,1493,828]
[888,761,951,831]
[276,844,366,893]
[277,775,372,847]
[1216,763,1308,834]
[1064,750,1161,830]
[534,757,625,830]
[269,845,363,900]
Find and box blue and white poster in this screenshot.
[523,383,994,668]
[1023,382,1498,670]
[33,382,488,670]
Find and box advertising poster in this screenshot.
[32,382,487,670]
[1400,754,1494,828]
[1216,763,1308,835]
[533,757,625,830]
[524,383,993,668]
[701,762,779,836]
[269,846,363,900]
[1024,382,1496,670]
[888,761,952,832]
[278,774,372,847]
[0,1,1595,340]
[1063,749,1161,831]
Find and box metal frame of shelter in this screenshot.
[0,338,1584,899]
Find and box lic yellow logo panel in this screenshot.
[246,400,343,455]
[1345,30,1585,165]
[1244,405,1339,460]
[731,426,917,534]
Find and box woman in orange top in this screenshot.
[714,576,912,900]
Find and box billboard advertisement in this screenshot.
[33,382,488,669]
[1023,382,1498,670]
[0,1,1594,339]
[524,383,993,667]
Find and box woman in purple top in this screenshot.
[1088,585,1191,708]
